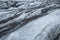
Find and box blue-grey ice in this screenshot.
[0,0,60,40]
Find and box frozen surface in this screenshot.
[0,1,60,40]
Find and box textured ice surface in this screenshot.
[0,1,60,40]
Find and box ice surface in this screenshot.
[0,1,60,40]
